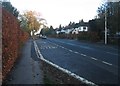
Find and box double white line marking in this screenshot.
[102,61,112,66]
[90,57,98,61]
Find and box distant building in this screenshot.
[56,22,89,34]
[72,25,88,34]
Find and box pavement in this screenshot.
[35,38,119,84]
[3,39,43,84]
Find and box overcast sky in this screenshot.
[10,0,103,28]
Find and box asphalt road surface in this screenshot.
[35,38,119,84]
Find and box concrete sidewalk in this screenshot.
[3,39,43,84]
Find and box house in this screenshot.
[72,25,88,34]
[56,29,62,34]
[56,28,74,34]
[72,22,88,34]
[56,22,89,35]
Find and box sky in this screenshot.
[10,0,103,28]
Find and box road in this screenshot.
[35,38,119,84]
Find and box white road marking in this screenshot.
[106,52,118,56]
[102,61,112,66]
[69,50,73,52]
[90,57,98,61]
[52,47,55,49]
[74,52,79,54]
[81,54,87,57]
[61,46,65,48]
[60,46,68,50]
[94,45,118,51]
[40,46,58,49]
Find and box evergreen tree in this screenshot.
[2,1,19,17]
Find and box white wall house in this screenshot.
[56,22,89,35]
[72,26,88,34]
[56,28,74,34]
[64,28,74,34]
[56,31,61,34]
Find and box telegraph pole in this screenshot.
[105,5,107,45]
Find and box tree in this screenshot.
[59,24,62,30]
[19,15,28,32]
[79,19,84,23]
[49,26,55,35]
[40,25,55,36]
[97,2,120,35]
[2,1,19,17]
[19,11,46,35]
[89,1,120,40]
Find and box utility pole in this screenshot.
[104,0,119,44]
[105,5,107,45]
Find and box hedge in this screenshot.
[2,8,29,80]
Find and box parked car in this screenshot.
[41,35,47,39]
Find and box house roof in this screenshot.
[79,22,89,26]
[56,22,89,32]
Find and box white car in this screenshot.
[41,35,47,39]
